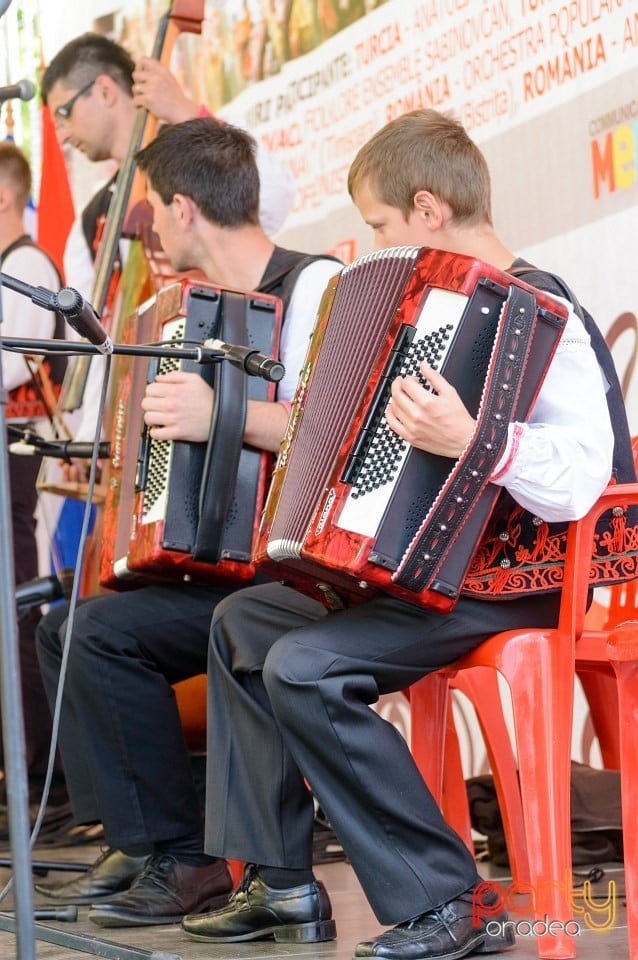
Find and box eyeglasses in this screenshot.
[54,78,96,122]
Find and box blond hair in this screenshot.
[348,109,492,225]
[0,141,31,211]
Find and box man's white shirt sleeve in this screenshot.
[277,259,342,403]
[1,245,59,391]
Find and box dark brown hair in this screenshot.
[136,117,260,228]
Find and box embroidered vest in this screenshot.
[463,260,638,600]
[1,236,67,421]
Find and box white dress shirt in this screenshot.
[490,296,614,522]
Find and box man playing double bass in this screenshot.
[40,31,294,443]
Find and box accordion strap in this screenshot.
[394,283,538,594]
[193,290,247,562]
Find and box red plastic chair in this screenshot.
[174,673,208,753]
[173,674,245,886]
[408,482,638,960]
[430,447,638,862]
[576,573,638,768]
[606,623,638,960]
[426,572,638,887]
[577,441,638,768]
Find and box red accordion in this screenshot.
[255,247,569,612]
[100,277,281,589]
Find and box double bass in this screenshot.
[61,0,206,412]
[40,1,206,590]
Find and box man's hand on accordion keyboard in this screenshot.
[142,371,215,443]
[386,362,476,459]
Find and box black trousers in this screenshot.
[1,449,67,806]
[206,582,562,925]
[35,580,244,849]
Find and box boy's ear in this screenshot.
[413,190,445,228]
[0,184,12,213]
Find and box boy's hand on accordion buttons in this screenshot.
[142,371,214,442]
[386,363,475,458]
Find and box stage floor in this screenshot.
[0,844,630,959]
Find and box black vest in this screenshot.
[81,175,117,260]
[256,246,341,315]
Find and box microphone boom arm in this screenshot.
[0,272,284,382]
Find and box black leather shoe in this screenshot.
[34,847,148,905]
[181,863,337,943]
[0,802,74,846]
[87,854,232,927]
[354,885,515,958]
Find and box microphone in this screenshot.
[205,338,285,383]
[53,287,113,354]
[0,78,36,104]
[9,437,110,459]
[15,571,74,617]
[0,274,110,355]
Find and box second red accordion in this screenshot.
[255,246,569,612]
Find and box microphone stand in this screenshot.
[0,275,38,960]
[0,281,276,958]
[1,335,228,365]
[0,269,285,383]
